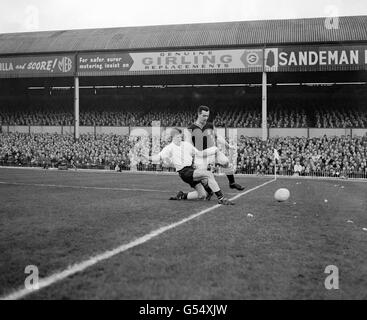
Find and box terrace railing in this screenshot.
[1,160,366,180]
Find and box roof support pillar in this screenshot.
[262,71,268,141]
[74,76,80,140]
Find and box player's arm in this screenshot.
[183,128,194,145]
[143,145,171,163]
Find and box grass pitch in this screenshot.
[0,167,366,299]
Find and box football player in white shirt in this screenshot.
[147,128,234,205]
[187,106,245,191]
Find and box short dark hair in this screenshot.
[170,127,182,137]
[197,105,210,114]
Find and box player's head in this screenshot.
[171,127,183,144]
[197,105,210,125]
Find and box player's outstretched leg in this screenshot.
[204,187,214,200]
[217,197,235,205]
[193,169,234,205]
[216,151,245,191]
[169,190,186,200]
[228,179,245,191]
[169,185,207,201]
[200,178,214,200]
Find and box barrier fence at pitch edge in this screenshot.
[2,125,367,138]
[235,168,367,180]
[0,162,366,180]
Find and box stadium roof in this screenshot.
[0,15,367,55]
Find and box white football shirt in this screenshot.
[159,141,196,171]
[158,141,217,171]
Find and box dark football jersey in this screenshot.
[187,122,216,151]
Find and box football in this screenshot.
[274,188,290,202]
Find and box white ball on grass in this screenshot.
[274,188,290,202]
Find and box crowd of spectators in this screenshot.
[236,135,367,178]
[1,132,366,178]
[315,107,367,128]
[2,102,367,128]
[0,104,316,128]
[1,85,367,128]
[0,133,132,170]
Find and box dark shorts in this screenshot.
[178,166,200,188]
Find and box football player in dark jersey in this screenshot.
[144,128,234,205]
[187,105,245,193]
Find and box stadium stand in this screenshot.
[1,84,366,178]
[1,132,366,178]
[1,83,366,128]
[1,99,366,128]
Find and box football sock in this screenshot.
[215,190,224,200]
[227,174,235,184]
[204,185,212,194]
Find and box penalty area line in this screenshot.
[0,181,248,195]
[0,181,171,193]
[0,178,275,300]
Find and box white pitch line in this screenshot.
[0,181,241,195]
[0,178,275,300]
[0,181,171,193]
